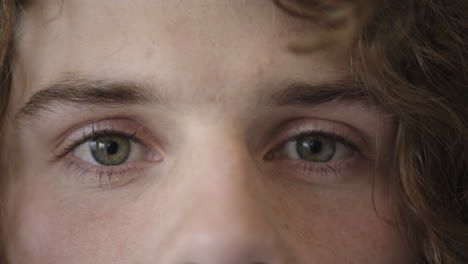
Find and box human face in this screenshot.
[3,0,409,263]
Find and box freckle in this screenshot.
[255,66,264,76]
[145,48,154,59]
[263,56,274,66]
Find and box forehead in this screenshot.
[13,0,349,108]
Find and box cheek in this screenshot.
[5,168,408,263]
[273,181,408,262]
[6,185,167,264]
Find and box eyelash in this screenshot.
[288,130,359,152]
[62,158,141,186]
[54,126,154,186]
[54,124,364,185]
[265,130,364,181]
[54,128,144,160]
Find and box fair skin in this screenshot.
[3,0,410,263]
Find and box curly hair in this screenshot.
[273,0,468,263]
[1,0,467,263]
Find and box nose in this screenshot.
[155,132,288,264]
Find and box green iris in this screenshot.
[296,135,336,162]
[89,135,131,165]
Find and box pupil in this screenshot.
[306,140,323,154]
[104,141,119,155]
[90,136,130,166]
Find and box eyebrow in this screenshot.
[267,81,367,107]
[17,77,368,122]
[17,78,162,118]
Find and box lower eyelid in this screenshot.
[269,152,363,184]
[61,159,153,188]
[264,118,368,157]
[48,120,167,188]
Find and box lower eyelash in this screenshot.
[290,159,351,181]
[268,149,362,184]
[62,159,144,188]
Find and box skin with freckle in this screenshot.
[1,1,412,263]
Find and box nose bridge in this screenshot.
[156,127,286,263]
[177,124,260,196]
[181,126,269,226]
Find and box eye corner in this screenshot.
[51,120,163,187]
[260,121,369,183]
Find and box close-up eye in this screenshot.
[72,134,149,166]
[51,120,164,184]
[270,132,356,163]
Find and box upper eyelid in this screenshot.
[263,118,369,158]
[52,118,369,161]
[266,131,361,162]
[53,129,142,160]
[287,131,360,152]
[49,116,153,145]
[52,120,158,161]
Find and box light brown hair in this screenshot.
[1,0,467,263]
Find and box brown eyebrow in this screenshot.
[17,78,162,119]
[16,76,368,123]
[266,80,367,107]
